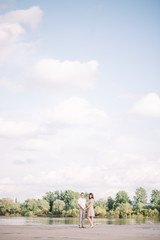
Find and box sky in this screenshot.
[0,0,160,202]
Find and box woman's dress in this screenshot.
[87,199,95,217]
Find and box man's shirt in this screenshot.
[78,197,86,209]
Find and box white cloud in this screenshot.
[0,79,23,92]
[0,23,24,65]
[118,92,139,100]
[0,6,43,65]
[0,23,24,45]
[22,156,160,200]
[45,97,108,128]
[29,59,100,89]
[24,138,60,158]
[0,6,43,28]
[0,177,14,185]
[22,97,109,159]
[131,93,160,117]
[0,117,39,137]
[23,164,102,187]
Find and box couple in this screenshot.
[78,192,95,228]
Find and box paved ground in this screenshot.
[0,224,160,240]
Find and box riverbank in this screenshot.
[0,224,160,240]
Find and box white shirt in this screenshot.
[78,197,86,209]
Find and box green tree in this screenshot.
[116,191,130,205]
[74,191,81,200]
[84,192,89,199]
[37,199,49,213]
[134,187,147,206]
[53,199,65,215]
[135,202,144,211]
[115,202,133,218]
[151,190,160,206]
[0,198,12,215]
[54,190,66,200]
[0,198,21,215]
[94,206,106,217]
[63,190,74,210]
[107,196,115,210]
[70,198,79,209]
[63,191,80,209]
[9,202,21,214]
[24,199,38,212]
[43,192,56,212]
[95,199,106,209]
[62,208,79,217]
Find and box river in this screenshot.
[0,216,160,225]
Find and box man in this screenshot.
[78,192,86,228]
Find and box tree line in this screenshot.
[0,187,160,218]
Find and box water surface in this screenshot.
[0,216,159,225]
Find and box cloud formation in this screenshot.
[23,97,109,158]
[29,59,99,89]
[0,22,24,44]
[0,6,43,28]
[22,155,160,200]
[0,177,14,185]
[0,2,159,203]
[45,97,109,128]
[131,93,160,117]
[0,117,39,137]
[0,79,23,92]
[0,6,43,65]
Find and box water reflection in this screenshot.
[0,216,159,225]
[48,218,54,225]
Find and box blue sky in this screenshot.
[0,0,160,202]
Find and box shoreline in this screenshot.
[0,223,160,240]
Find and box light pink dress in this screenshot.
[87,199,95,217]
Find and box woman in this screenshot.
[86,193,95,228]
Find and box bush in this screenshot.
[142,208,159,217]
[62,208,79,217]
[52,199,65,215]
[107,210,115,217]
[24,211,34,217]
[95,206,106,217]
[36,209,43,216]
[0,198,21,215]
